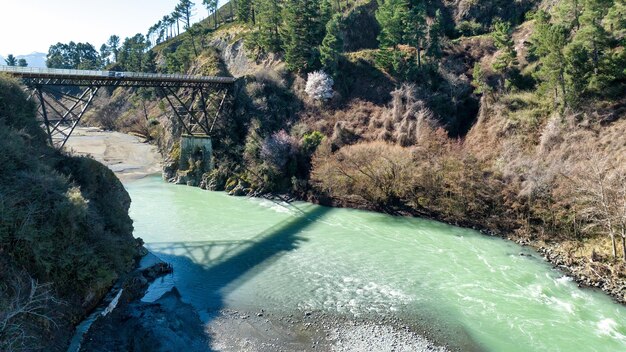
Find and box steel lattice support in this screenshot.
[160,86,231,137]
[5,67,235,147]
[33,86,100,149]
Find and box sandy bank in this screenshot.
[63,127,162,181]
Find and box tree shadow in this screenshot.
[142,204,332,347]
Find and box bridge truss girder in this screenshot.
[159,86,231,136]
[32,85,100,149]
[21,77,230,89]
[27,83,232,150]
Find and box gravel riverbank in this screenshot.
[82,297,452,352]
[63,127,162,181]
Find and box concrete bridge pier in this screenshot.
[180,134,214,172]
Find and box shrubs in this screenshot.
[0,75,42,141]
[0,76,140,350]
[300,131,325,155]
[311,118,507,226]
[312,141,415,208]
[260,130,299,169]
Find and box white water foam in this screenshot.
[301,274,413,315]
[596,318,626,342]
[256,199,295,214]
[555,275,573,286]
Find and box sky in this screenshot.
[0,0,213,57]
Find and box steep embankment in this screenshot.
[0,76,143,351]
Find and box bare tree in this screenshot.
[574,156,624,260]
[616,171,626,261]
[0,274,60,352]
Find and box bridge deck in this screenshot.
[0,65,235,87]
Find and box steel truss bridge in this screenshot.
[0,66,236,149]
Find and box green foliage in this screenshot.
[202,0,219,19]
[107,35,121,62]
[406,0,426,66]
[255,0,283,52]
[164,42,194,73]
[237,0,254,23]
[376,0,409,48]
[301,131,325,155]
[375,0,440,75]
[320,14,345,77]
[472,62,491,94]
[564,41,592,105]
[176,0,196,29]
[4,54,17,66]
[117,34,153,72]
[491,20,519,91]
[531,12,570,108]
[281,0,325,72]
[0,76,42,141]
[342,2,381,51]
[491,21,518,72]
[529,2,625,109]
[0,77,139,303]
[555,0,583,30]
[46,42,101,69]
[456,20,485,37]
[426,9,444,59]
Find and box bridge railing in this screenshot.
[0,65,235,84]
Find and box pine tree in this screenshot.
[320,13,344,77]
[4,54,17,66]
[426,9,444,59]
[472,62,491,95]
[491,20,518,90]
[574,0,612,83]
[605,1,626,40]
[531,11,569,109]
[556,0,583,30]
[375,0,409,48]
[142,50,158,73]
[319,0,333,37]
[172,8,182,35]
[256,0,283,52]
[238,0,254,24]
[176,0,195,29]
[202,0,219,29]
[282,0,324,72]
[100,44,111,65]
[107,35,120,62]
[564,41,592,105]
[573,0,613,92]
[406,0,426,67]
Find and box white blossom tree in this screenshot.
[305,70,334,101]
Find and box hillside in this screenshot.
[16,52,47,68]
[0,76,143,351]
[81,0,625,302]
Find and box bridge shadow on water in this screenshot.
[143,203,332,350]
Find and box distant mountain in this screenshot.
[16,52,47,68]
[0,55,4,64]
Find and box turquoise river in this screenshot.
[126,176,626,352]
